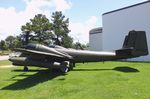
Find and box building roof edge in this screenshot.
[103,1,150,15]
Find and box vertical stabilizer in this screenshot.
[116,30,148,57]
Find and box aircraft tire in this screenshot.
[60,66,68,73]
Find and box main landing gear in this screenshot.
[68,62,75,71]
[24,66,28,71]
[59,62,75,73]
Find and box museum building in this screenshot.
[89,1,150,61]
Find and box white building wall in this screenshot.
[102,2,150,61]
[89,33,102,51]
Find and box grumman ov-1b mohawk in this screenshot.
[9,30,148,73]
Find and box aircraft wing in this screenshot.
[14,48,66,58]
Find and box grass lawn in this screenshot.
[0,50,10,56]
[0,60,11,66]
[0,60,150,99]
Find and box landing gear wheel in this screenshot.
[24,66,28,71]
[68,62,75,71]
[68,66,73,71]
[73,63,75,67]
[60,66,68,73]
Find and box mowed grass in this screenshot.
[0,60,11,66]
[0,60,150,99]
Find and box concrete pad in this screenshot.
[0,55,9,60]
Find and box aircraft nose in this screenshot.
[8,56,15,62]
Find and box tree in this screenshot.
[21,14,53,45]
[5,36,16,49]
[51,11,73,48]
[0,40,7,50]
[30,14,53,44]
[20,12,73,47]
[72,42,89,50]
[13,35,23,48]
[62,35,73,48]
[21,22,33,45]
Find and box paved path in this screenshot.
[0,55,9,61]
[0,56,15,68]
[0,65,15,68]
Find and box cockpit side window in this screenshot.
[49,45,66,49]
[49,45,55,48]
[23,44,36,50]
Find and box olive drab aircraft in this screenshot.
[9,30,148,73]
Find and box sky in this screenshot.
[0,0,147,44]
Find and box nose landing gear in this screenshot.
[24,66,28,71]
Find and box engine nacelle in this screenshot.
[9,56,70,72]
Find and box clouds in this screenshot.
[24,0,72,12]
[53,0,72,12]
[0,7,21,39]
[69,16,98,43]
[0,0,98,44]
[0,0,72,40]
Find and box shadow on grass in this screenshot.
[12,69,44,72]
[1,66,139,90]
[113,66,139,72]
[73,66,139,73]
[1,70,66,90]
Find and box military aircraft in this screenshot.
[9,30,148,73]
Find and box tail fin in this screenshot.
[116,30,148,58]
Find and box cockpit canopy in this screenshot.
[49,45,66,49]
[22,43,36,50]
[22,43,66,50]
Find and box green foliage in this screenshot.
[4,35,23,50]
[0,40,7,50]
[51,11,70,37]
[62,35,73,48]
[14,36,23,48]
[0,50,11,56]
[21,14,53,45]
[0,60,11,66]
[2,12,83,49]
[5,36,16,49]
[72,42,89,50]
[30,14,53,44]
[51,11,73,48]
[0,61,150,99]
[20,12,73,47]
[21,22,33,45]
